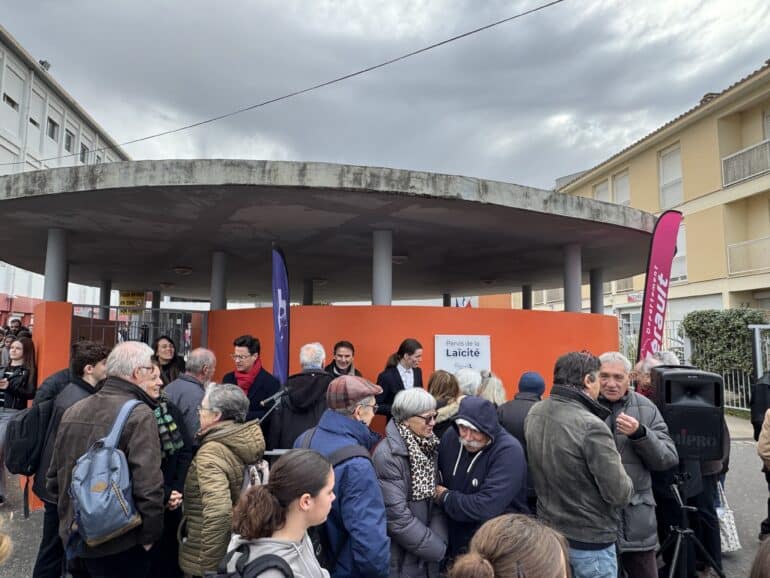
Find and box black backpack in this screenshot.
[206,544,294,578]
[4,399,55,517]
[299,427,372,570]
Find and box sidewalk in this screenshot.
[726,412,754,440]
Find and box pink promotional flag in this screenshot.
[637,210,683,362]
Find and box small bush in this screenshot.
[681,308,766,375]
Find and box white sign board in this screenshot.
[434,335,491,373]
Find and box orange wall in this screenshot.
[33,301,73,387]
[208,306,619,399]
[478,294,513,309]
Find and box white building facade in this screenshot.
[0,25,130,303]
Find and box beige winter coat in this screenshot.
[178,420,265,575]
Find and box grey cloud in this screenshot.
[2,0,769,189]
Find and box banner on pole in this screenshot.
[637,210,683,362]
[271,245,290,386]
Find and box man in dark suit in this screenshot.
[376,338,423,419]
[222,334,280,422]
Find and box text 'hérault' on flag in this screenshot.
[637,210,683,363]
[271,244,290,386]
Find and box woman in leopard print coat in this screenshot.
[373,388,448,578]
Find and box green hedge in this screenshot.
[681,308,766,374]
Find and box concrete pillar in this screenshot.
[563,244,582,313]
[150,290,161,344]
[442,293,451,307]
[303,279,314,306]
[590,269,604,314]
[99,279,112,320]
[43,228,68,301]
[210,251,227,311]
[521,285,532,310]
[372,230,393,305]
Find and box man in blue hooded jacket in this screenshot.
[435,396,528,560]
[295,375,390,578]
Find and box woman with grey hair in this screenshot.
[455,368,482,397]
[373,388,447,577]
[179,384,265,576]
[478,370,506,407]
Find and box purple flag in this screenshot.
[272,245,290,386]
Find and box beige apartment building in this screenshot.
[502,59,770,338]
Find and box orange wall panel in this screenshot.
[478,294,513,309]
[208,306,619,399]
[33,301,73,387]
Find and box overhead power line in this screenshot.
[1,0,568,167]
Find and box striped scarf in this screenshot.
[154,398,185,458]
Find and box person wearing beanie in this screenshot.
[497,371,546,513]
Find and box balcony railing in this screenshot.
[727,236,770,276]
[722,138,770,187]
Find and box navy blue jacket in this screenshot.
[375,366,423,419]
[222,367,280,422]
[438,396,528,559]
[295,410,390,577]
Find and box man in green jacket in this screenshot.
[525,351,633,578]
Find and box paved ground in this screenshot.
[0,415,765,576]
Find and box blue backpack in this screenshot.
[69,399,143,548]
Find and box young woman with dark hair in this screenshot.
[449,514,570,578]
[225,449,335,577]
[376,339,424,419]
[0,336,36,504]
[152,335,186,385]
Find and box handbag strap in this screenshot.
[717,481,730,509]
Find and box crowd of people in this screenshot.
[1,331,767,577]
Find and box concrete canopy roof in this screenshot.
[0,160,657,302]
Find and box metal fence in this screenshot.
[71,305,202,357]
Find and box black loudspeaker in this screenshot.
[651,366,724,461]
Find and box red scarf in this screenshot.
[234,358,262,395]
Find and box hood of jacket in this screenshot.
[200,420,264,464]
[226,533,325,576]
[285,370,333,411]
[452,395,502,443]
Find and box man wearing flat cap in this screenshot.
[295,375,390,577]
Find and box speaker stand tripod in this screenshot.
[658,477,725,578]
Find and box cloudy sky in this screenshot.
[3,0,770,189]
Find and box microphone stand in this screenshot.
[658,470,725,578]
[256,388,287,425]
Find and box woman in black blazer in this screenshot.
[376,338,423,419]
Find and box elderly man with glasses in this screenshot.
[435,395,529,563]
[222,334,280,422]
[46,342,165,578]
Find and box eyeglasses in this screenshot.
[231,354,253,361]
[413,412,438,424]
[198,404,214,414]
[358,402,379,413]
[138,366,156,373]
